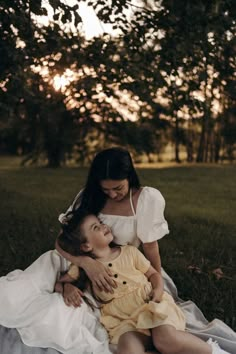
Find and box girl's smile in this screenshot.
[80,215,114,253]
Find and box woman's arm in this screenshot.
[55,239,86,267]
[142,241,162,273]
[55,239,117,293]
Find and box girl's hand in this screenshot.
[84,258,117,293]
[54,281,63,294]
[63,283,84,307]
[145,266,164,303]
[150,287,163,303]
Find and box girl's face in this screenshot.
[80,215,113,252]
[100,179,129,201]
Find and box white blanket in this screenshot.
[0,250,112,354]
[0,250,235,354]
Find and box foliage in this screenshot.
[0,0,236,165]
[89,0,236,162]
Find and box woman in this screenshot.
[57,147,236,353]
[58,147,167,294]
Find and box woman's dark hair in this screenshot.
[78,147,140,214]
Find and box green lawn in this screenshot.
[0,157,235,330]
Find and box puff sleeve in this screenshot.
[136,187,169,243]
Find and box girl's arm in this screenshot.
[54,269,85,307]
[145,264,164,303]
[58,272,75,283]
[55,273,74,291]
[55,239,117,293]
[54,281,64,295]
[54,269,77,296]
[63,283,84,307]
[55,281,85,307]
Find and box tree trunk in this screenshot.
[47,149,62,168]
[174,116,181,163]
[186,120,194,162]
[214,135,221,162]
[196,116,206,162]
[186,139,193,162]
[197,103,212,162]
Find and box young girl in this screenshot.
[57,209,230,354]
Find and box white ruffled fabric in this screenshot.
[99,187,169,247]
[136,187,169,243]
[0,250,111,354]
[59,187,169,247]
[207,338,230,354]
[162,268,236,353]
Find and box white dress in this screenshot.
[59,186,236,353]
[0,250,112,354]
[99,186,169,247]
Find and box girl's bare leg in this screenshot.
[117,331,157,354]
[152,325,212,354]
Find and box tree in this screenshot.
[1,0,236,165]
[0,0,82,166]
[88,0,236,162]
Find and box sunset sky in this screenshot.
[39,0,114,39]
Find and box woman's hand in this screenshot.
[63,283,84,307]
[83,258,117,293]
[55,239,116,293]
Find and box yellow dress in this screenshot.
[95,245,186,344]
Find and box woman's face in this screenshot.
[100,179,129,201]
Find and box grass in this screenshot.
[0,157,235,331]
